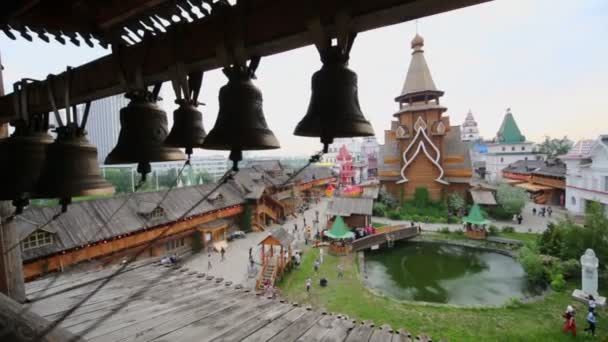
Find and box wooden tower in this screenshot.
[380,34,471,201]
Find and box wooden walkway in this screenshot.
[351,226,419,252]
[24,260,438,341]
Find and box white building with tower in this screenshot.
[85,94,129,164]
[562,136,608,216]
[461,110,480,141]
[484,109,543,183]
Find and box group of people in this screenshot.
[562,295,598,337]
[533,206,553,217]
[512,213,524,225]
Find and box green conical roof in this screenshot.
[463,204,490,225]
[326,216,355,239]
[496,109,525,143]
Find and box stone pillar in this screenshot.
[0,50,27,302]
[581,248,599,297]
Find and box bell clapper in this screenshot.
[229,149,242,172]
[59,197,71,213]
[137,161,152,184]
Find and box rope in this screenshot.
[36,170,236,340]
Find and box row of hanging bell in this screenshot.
[0,77,114,213]
[294,44,374,153]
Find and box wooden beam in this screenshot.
[0,0,490,123]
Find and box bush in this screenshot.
[378,188,399,209]
[501,226,515,233]
[518,246,547,286]
[455,229,464,235]
[448,192,466,212]
[373,202,387,217]
[561,259,580,279]
[487,225,500,236]
[486,206,513,220]
[439,227,450,234]
[504,297,524,309]
[413,187,431,208]
[550,274,566,292]
[388,210,401,220]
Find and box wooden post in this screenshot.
[0,50,26,303]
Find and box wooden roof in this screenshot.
[15,182,245,261]
[0,0,490,123]
[24,260,436,341]
[260,226,294,247]
[326,197,373,217]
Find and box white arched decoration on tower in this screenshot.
[396,118,448,185]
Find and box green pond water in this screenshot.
[363,242,532,306]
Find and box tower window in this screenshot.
[511,146,515,151]
[521,146,526,151]
[502,147,506,151]
[500,157,504,163]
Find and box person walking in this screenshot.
[319,248,324,264]
[548,206,553,217]
[314,259,320,274]
[207,256,213,270]
[588,295,597,313]
[294,252,301,269]
[532,207,537,216]
[220,247,226,261]
[337,264,344,278]
[517,214,523,225]
[562,305,577,336]
[306,278,312,293]
[512,214,518,224]
[585,310,597,336]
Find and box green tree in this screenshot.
[158,168,179,189]
[413,187,430,208]
[518,246,547,286]
[447,193,466,212]
[191,230,203,254]
[241,204,253,232]
[496,184,527,215]
[537,135,573,158]
[103,167,134,193]
[196,170,214,184]
[378,188,398,209]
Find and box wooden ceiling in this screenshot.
[0,0,491,123]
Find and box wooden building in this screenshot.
[502,159,566,205]
[378,34,472,201]
[257,226,294,289]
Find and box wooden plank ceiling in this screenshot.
[0,0,491,123]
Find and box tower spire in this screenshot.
[395,33,443,103]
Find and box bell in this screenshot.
[164,100,206,156]
[294,46,374,152]
[0,117,54,213]
[105,91,186,177]
[202,67,279,170]
[37,123,115,209]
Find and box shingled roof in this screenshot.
[395,34,444,103]
[502,159,544,175]
[15,183,245,261]
[24,260,435,341]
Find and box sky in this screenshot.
[1,0,607,158]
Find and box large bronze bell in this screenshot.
[37,123,115,208]
[202,66,280,170]
[294,46,374,152]
[105,91,186,176]
[164,100,206,156]
[0,116,53,213]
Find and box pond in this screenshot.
[363,242,532,306]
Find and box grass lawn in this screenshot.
[277,247,605,341]
[499,232,539,245]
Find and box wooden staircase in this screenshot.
[256,257,278,290]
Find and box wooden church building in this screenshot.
[379,34,472,201]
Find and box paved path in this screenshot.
[183,198,330,289]
[373,201,567,234]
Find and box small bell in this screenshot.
[202,65,279,171]
[37,123,115,210]
[105,90,186,179]
[0,117,54,213]
[294,46,374,153]
[164,101,206,156]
